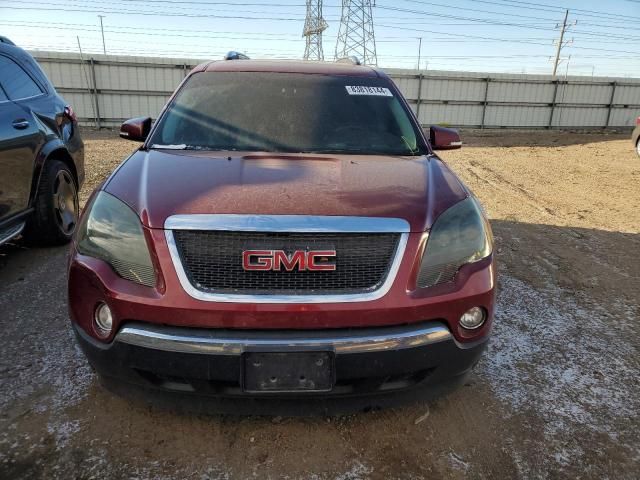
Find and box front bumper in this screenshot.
[69,221,496,413]
[75,320,487,414]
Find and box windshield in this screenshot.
[149,71,427,156]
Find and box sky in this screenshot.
[1,0,639,77]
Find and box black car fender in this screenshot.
[28,138,79,208]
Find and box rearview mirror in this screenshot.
[429,125,462,150]
[120,117,152,142]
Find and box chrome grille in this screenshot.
[172,230,401,295]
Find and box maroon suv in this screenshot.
[68,57,496,414]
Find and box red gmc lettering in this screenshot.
[273,251,306,271]
[307,250,337,271]
[243,250,336,271]
[242,250,273,270]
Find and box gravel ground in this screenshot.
[0,129,638,479]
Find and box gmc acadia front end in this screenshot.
[68,58,496,414]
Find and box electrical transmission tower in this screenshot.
[335,0,377,66]
[303,0,328,61]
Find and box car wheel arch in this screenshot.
[29,141,78,208]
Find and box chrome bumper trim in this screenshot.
[164,214,411,304]
[115,322,453,355]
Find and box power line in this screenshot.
[376,23,640,55]
[3,0,637,76]
[3,11,637,53]
[374,4,640,41]
[7,21,638,49]
[0,20,304,37]
[463,0,640,22]
[377,4,558,30]
[8,18,637,43]
[75,0,310,5]
[0,3,307,21]
[59,0,318,17]
[5,0,637,40]
[392,0,558,22]
[0,22,301,41]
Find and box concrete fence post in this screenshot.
[416,73,423,125]
[481,77,490,129]
[605,82,617,129]
[548,80,559,129]
[90,58,101,129]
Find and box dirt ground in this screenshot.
[0,129,638,479]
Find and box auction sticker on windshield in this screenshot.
[345,85,393,97]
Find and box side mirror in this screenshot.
[429,125,462,150]
[119,117,152,142]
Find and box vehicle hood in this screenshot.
[104,149,468,232]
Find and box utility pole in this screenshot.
[98,15,106,55]
[552,10,568,76]
[76,36,98,128]
[335,0,377,66]
[302,0,328,60]
[417,37,422,70]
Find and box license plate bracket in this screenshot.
[242,351,334,393]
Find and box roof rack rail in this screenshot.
[336,56,362,66]
[0,36,16,46]
[224,51,250,60]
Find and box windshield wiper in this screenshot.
[305,148,366,154]
[150,144,278,152]
[149,144,213,150]
[150,144,189,150]
[306,148,412,155]
[400,136,419,155]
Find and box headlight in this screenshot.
[417,197,492,288]
[76,192,156,287]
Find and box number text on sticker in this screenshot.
[345,86,393,97]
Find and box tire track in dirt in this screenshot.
[466,159,557,217]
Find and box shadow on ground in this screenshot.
[456,129,633,148]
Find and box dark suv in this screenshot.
[0,37,84,246]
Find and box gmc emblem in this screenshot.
[242,250,337,272]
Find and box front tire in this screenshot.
[24,159,79,246]
[636,138,640,158]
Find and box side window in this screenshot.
[0,55,43,100]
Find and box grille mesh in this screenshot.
[172,230,400,295]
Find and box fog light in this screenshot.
[460,307,486,330]
[94,303,113,337]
